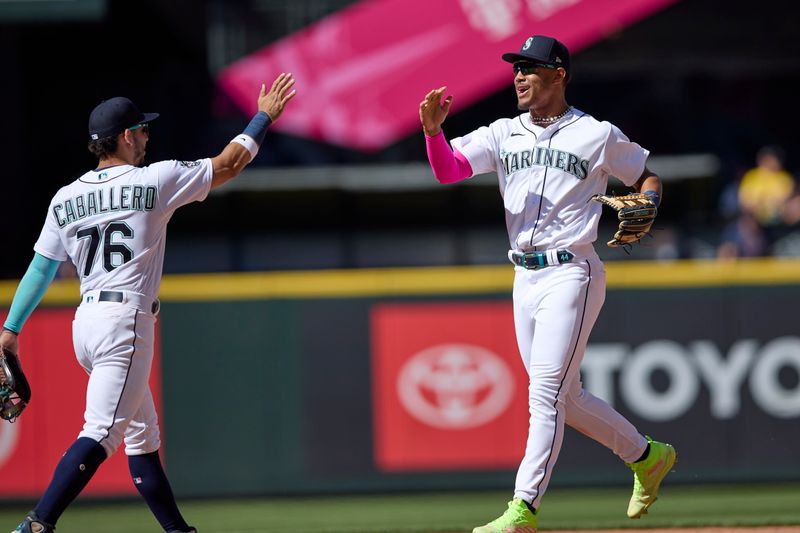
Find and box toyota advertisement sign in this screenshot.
[372,301,528,471]
[370,297,800,477]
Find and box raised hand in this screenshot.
[419,86,453,136]
[259,73,297,122]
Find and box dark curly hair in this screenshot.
[87,136,119,159]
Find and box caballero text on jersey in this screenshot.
[52,185,157,228]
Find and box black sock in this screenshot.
[129,450,190,532]
[523,500,537,515]
[634,443,651,463]
[35,437,108,524]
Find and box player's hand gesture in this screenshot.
[259,73,297,122]
[419,86,453,137]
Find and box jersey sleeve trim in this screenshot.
[618,149,650,187]
[33,244,68,262]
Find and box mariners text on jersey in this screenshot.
[501,146,590,179]
[53,185,157,228]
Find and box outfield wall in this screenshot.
[1,259,799,498]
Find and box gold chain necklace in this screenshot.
[530,105,572,126]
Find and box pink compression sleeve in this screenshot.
[425,131,473,184]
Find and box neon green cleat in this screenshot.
[473,497,537,533]
[626,436,677,518]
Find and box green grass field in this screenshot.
[1,483,798,532]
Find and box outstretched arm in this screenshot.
[1,253,62,355]
[419,86,472,184]
[210,73,297,189]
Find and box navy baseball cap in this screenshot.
[88,97,159,140]
[502,35,570,78]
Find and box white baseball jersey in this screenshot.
[448,108,651,509]
[450,108,648,251]
[32,158,212,457]
[34,159,213,298]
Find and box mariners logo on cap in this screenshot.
[523,37,533,50]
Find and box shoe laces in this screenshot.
[490,499,534,527]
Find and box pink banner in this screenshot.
[218,0,679,151]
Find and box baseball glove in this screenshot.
[0,348,31,422]
[592,192,657,248]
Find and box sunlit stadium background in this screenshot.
[1,1,799,531]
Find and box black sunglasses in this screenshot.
[513,61,557,75]
[129,123,150,135]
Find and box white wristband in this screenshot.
[231,134,259,161]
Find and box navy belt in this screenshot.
[511,249,575,270]
[98,290,123,303]
[90,290,160,314]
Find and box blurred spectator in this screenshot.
[717,166,746,222]
[780,183,800,226]
[717,210,769,259]
[737,145,795,227]
[717,145,797,259]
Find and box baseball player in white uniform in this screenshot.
[0,73,295,533]
[420,36,676,533]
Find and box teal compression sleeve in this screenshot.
[3,253,61,334]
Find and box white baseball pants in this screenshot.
[511,256,647,507]
[72,296,161,458]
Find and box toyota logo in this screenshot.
[397,344,514,429]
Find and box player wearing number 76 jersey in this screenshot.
[0,73,295,533]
